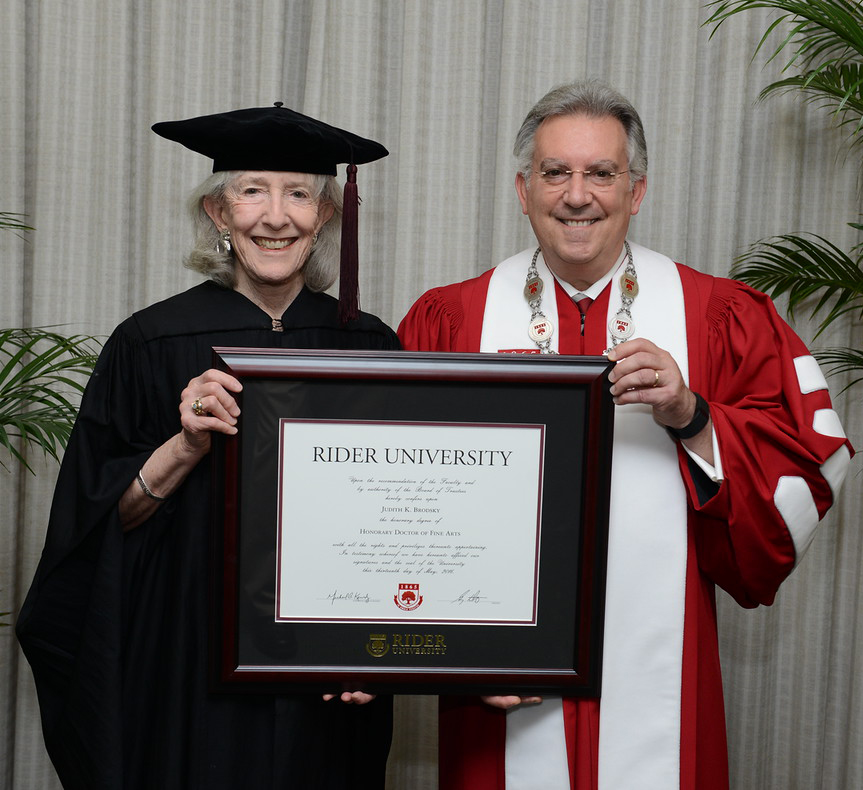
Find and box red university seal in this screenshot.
[394,583,423,611]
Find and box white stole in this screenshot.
[481,244,689,790]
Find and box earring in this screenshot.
[216,228,232,255]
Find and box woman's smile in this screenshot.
[252,236,298,250]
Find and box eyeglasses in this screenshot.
[536,167,630,189]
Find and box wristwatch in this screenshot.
[666,392,710,440]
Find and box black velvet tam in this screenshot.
[152,103,388,175]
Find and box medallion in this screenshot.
[620,272,639,298]
[528,316,555,343]
[609,312,634,340]
[524,277,544,300]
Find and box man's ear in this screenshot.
[630,175,648,216]
[515,171,530,216]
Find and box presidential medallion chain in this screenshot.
[524,242,639,354]
[606,240,638,351]
[524,247,556,354]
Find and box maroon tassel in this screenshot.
[339,163,359,324]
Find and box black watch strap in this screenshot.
[666,392,710,440]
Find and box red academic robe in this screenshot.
[398,255,852,790]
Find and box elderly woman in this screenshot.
[17,105,396,790]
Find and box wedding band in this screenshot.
[191,398,207,416]
[652,370,660,388]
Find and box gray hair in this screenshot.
[514,80,648,189]
[185,170,343,292]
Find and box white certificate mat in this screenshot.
[276,420,545,624]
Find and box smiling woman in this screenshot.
[187,170,341,292]
[203,170,336,313]
[16,105,398,790]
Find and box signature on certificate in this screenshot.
[451,589,496,605]
[325,590,374,605]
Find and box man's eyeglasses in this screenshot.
[536,167,630,188]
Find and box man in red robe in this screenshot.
[398,80,852,790]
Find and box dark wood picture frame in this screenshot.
[210,348,614,696]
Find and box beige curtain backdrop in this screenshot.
[2,1,860,788]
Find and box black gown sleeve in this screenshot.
[16,322,159,789]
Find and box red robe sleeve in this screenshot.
[678,266,853,607]
[398,272,492,352]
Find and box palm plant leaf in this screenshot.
[761,64,863,137]
[705,1,863,136]
[813,346,863,390]
[706,1,863,391]
[0,212,33,232]
[0,211,34,241]
[706,1,863,63]
[730,232,863,336]
[0,328,100,472]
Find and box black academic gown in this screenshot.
[17,282,397,790]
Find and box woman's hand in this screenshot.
[322,692,377,705]
[179,369,243,455]
[480,695,543,709]
[119,369,243,530]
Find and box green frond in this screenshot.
[706,2,863,46]
[0,212,33,232]
[691,5,863,394]
[730,233,863,336]
[705,1,863,151]
[0,328,100,473]
[758,64,863,137]
[0,212,34,242]
[705,2,863,73]
[0,440,30,472]
[813,347,863,390]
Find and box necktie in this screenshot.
[573,294,592,335]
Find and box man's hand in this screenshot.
[607,338,713,463]
[606,338,694,427]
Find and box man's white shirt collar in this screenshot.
[549,246,628,300]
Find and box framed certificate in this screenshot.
[211,348,614,696]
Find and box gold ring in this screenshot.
[191,398,207,416]
[652,370,660,388]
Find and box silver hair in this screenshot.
[513,79,648,190]
[184,170,343,292]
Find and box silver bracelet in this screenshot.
[136,470,167,501]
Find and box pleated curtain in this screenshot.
[2,2,860,788]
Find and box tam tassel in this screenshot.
[338,163,360,324]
